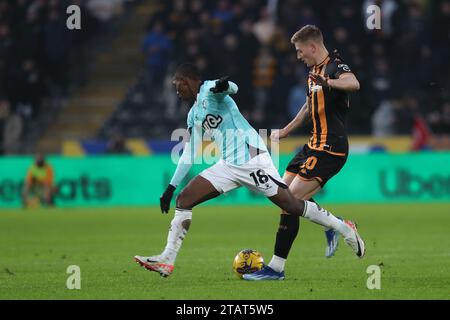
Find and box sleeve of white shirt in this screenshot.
[169,122,202,188]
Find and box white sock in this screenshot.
[303,201,352,238]
[161,208,192,264]
[268,255,286,273]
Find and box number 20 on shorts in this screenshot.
[300,156,318,174]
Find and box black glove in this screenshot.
[160,184,176,214]
[210,76,229,93]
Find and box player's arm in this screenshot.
[160,125,202,213]
[309,62,360,91]
[327,73,360,91]
[309,72,360,91]
[271,100,308,140]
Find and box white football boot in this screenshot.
[343,220,366,258]
[134,255,174,277]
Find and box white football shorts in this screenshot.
[199,152,286,197]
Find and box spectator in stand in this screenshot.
[106,133,131,154]
[253,7,276,45]
[271,58,297,125]
[0,98,23,154]
[252,46,277,125]
[221,33,243,87]
[94,0,444,142]
[371,100,397,137]
[394,95,417,135]
[0,0,433,149]
[287,78,307,121]
[0,22,14,95]
[87,0,125,25]
[9,58,45,119]
[0,0,130,154]
[212,0,234,25]
[142,20,174,92]
[43,6,72,97]
[235,19,259,113]
[428,102,450,135]
[0,97,7,154]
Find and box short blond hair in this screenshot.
[291,25,323,43]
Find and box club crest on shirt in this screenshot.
[311,84,323,92]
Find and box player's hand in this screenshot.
[160,184,176,214]
[210,76,230,93]
[270,128,289,141]
[309,72,330,87]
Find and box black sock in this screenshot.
[274,214,300,259]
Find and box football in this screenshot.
[232,249,265,278]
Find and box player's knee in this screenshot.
[286,198,305,216]
[176,190,193,209]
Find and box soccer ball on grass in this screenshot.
[232,249,264,279]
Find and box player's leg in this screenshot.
[21,187,31,208]
[163,175,220,261]
[232,153,352,258]
[232,152,357,251]
[243,186,363,281]
[244,186,360,281]
[269,148,317,270]
[175,175,221,209]
[233,153,364,281]
[269,187,360,250]
[282,176,341,257]
[163,175,221,262]
[279,175,322,218]
[136,161,240,277]
[135,175,221,276]
[297,181,322,200]
[235,156,305,280]
[279,148,348,259]
[267,175,321,273]
[284,176,341,257]
[43,184,55,206]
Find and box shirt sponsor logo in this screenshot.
[202,114,223,131]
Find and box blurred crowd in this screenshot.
[138,0,449,145]
[0,0,130,154]
[1,0,449,154]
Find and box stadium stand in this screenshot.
[0,0,142,154]
[99,0,449,148]
[0,0,449,154]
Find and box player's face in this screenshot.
[294,41,315,67]
[172,74,195,101]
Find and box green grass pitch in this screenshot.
[0,204,449,299]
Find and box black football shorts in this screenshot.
[285,144,347,187]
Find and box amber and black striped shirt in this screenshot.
[306,53,353,157]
